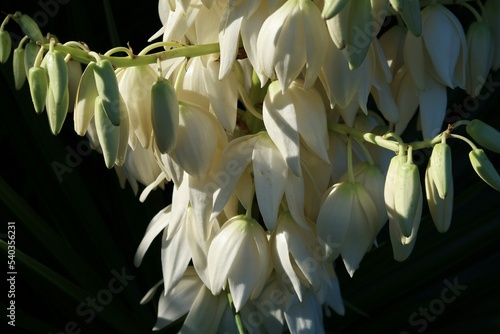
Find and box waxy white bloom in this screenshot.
[263,80,329,176]
[271,213,329,300]
[207,215,272,312]
[118,65,157,149]
[466,21,494,97]
[257,0,329,91]
[317,181,379,276]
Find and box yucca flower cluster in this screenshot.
[2,0,500,332]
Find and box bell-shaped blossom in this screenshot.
[211,132,302,231]
[263,80,329,176]
[207,215,272,312]
[271,212,328,301]
[257,0,329,91]
[379,24,407,77]
[391,64,419,135]
[316,181,379,276]
[117,65,158,149]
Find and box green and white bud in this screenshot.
[466,119,500,154]
[425,162,453,233]
[74,62,98,136]
[23,41,39,77]
[28,66,49,114]
[12,47,26,90]
[393,159,422,238]
[45,50,68,104]
[94,96,120,169]
[151,77,179,154]
[322,0,349,20]
[429,143,452,199]
[390,0,422,37]
[45,83,69,135]
[0,30,12,64]
[466,21,493,97]
[94,59,121,126]
[13,12,44,43]
[469,148,500,191]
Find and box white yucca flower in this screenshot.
[207,215,272,312]
[257,0,329,91]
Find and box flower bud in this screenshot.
[23,41,39,77]
[94,59,121,126]
[45,83,69,135]
[322,0,349,19]
[94,96,120,169]
[13,12,44,43]
[389,0,422,37]
[13,47,26,90]
[429,143,452,199]
[74,62,98,136]
[151,77,179,154]
[393,160,422,238]
[469,148,500,191]
[45,50,68,105]
[425,163,453,233]
[466,21,493,97]
[0,30,12,64]
[466,119,500,154]
[28,66,49,114]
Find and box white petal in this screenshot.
[403,31,426,90]
[284,291,324,334]
[253,135,288,231]
[134,206,171,267]
[211,135,258,220]
[418,73,447,139]
[263,81,301,176]
[218,1,245,79]
[302,2,328,89]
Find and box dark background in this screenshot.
[1,1,500,333]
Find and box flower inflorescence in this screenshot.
[2,1,500,333]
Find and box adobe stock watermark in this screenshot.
[49,267,135,334]
[399,277,467,334]
[8,0,70,47]
[51,140,93,182]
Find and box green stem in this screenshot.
[329,123,443,152]
[354,137,375,165]
[227,291,246,334]
[104,46,134,57]
[43,42,221,67]
[0,14,12,31]
[449,134,478,150]
[462,2,483,22]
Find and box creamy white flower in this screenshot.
[257,0,329,91]
[207,215,272,312]
[263,80,329,176]
[271,213,327,301]
[466,21,494,97]
[316,181,378,276]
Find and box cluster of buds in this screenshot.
[2,1,500,333]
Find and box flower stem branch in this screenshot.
[43,41,221,67]
[227,291,246,334]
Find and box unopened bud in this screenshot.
[0,30,12,64]
[394,160,422,238]
[322,0,349,20]
[94,96,120,169]
[13,47,26,90]
[13,12,44,43]
[466,119,500,154]
[469,148,500,191]
[45,50,68,104]
[45,83,69,135]
[74,62,98,136]
[28,66,49,114]
[151,77,179,154]
[94,59,121,126]
[429,143,452,199]
[23,41,39,77]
